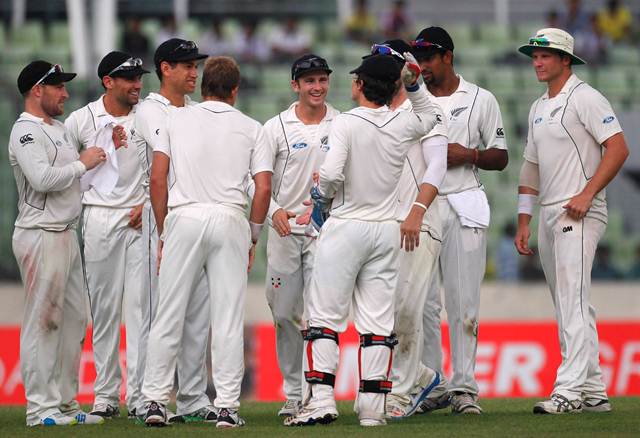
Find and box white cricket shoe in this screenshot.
[385,394,409,419]
[405,370,441,417]
[216,408,246,428]
[63,409,105,425]
[144,401,168,426]
[29,411,78,427]
[360,418,387,427]
[278,399,302,417]
[89,403,120,418]
[450,392,483,415]
[284,398,338,426]
[533,394,582,414]
[582,398,612,413]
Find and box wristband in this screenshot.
[249,221,264,243]
[517,194,538,216]
[412,201,428,211]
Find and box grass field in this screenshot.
[2,398,639,437]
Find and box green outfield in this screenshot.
[1,398,639,437]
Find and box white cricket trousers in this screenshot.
[422,196,486,395]
[305,218,400,420]
[142,204,250,410]
[390,231,441,400]
[82,205,143,411]
[137,202,210,414]
[538,204,607,401]
[13,228,88,425]
[265,227,315,401]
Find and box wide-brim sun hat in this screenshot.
[518,27,586,65]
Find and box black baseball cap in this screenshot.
[349,54,402,82]
[17,60,76,94]
[154,38,208,70]
[291,54,332,80]
[410,27,454,59]
[98,51,150,79]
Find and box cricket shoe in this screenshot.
[385,394,410,419]
[582,398,612,413]
[127,407,137,420]
[278,399,302,417]
[284,399,338,426]
[360,418,387,427]
[89,403,120,418]
[62,409,105,425]
[144,401,168,426]
[450,392,483,415]
[216,408,245,428]
[405,370,441,417]
[533,394,582,414]
[167,409,185,424]
[183,405,219,423]
[29,412,78,427]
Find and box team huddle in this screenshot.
[8,24,628,428]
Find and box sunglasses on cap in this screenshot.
[107,57,143,76]
[171,40,198,53]
[292,57,329,77]
[34,64,63,87]
[370,44,405,62]
[409,39,445,50]
[528,37,551,47]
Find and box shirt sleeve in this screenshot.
[523,101,539,164]
[251,124,274,176]
[423,99,448,140]
[574,87,623,144]
[10,122,86,193]
[153,109,172,157]
[478,91,507,150]
[64,111,84,152]
[135,102,167,152]
[319,115,350,199]
[405,84,442,141]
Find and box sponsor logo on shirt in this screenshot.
[291,142,308,150]
[19,134,34,145]
[435,114,442,124]
[155,128,160,135]
[534,117,543,124]
[496,128,504,138]
[562,225,573,233]
[603,116,615,124]
[320,135,330,152]
[450,106,468,118]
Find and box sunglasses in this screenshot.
[107,57,143,76]
[292,57,329,77]
[528,37,551,47]
[171,40,198,53]
[409,39,446,51]
[34,64,63,87]
[370,44,405,62]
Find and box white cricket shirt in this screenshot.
[433,75,507,195]
[9,112,86,230]
[264,101,340,235]
[155,100,273,212]
[523,74,622,224]
[319,85,442,222]
[396,97,448,240]
[65,96,145,208]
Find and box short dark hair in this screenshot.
[155,61,177,81]
[357,74,396,106]
[201,56,240,99]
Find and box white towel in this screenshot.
[447,188,490,229]
[80,115,120,193]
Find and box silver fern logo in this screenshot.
[451,106,468,118]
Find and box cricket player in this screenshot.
[10,60,106,426]
[367,40,448,419]
[132,39,215,422]
[286,53,443,427]
[413,27,508,415]
[515,28,628,414]
[262,54,339,417]
[142,56,272,428]
[65,51,148,418]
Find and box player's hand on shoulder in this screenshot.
[514,224,534,256]
[562,192,593,220]
[272,208,295,237]
[79,147,107,170]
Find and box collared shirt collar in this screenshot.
[94,94,137,117]
[281,101,337,124]
[146,92,193,107]
[453,75,471,94]
[19,112,46,124]
[198,100,238,113]
[542,74,581,100]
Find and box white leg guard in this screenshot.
[356,334,397,422]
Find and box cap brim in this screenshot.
[517,44,586,65]
[168,53,208,63]
[294,66,333,80]
[110,67,151,78]
[44,72,77,85]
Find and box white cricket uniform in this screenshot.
[390,97,447,402]
[263,102,339,401]
[9,112,88,425]
[305,85,442,421]
[422,75,507,395]
[141,101,272,410]
[132,92,211,414]
[523,74,621,401]
[65,96,145,412]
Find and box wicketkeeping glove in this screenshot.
[401,51,423,89]
[308,185,331,234]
